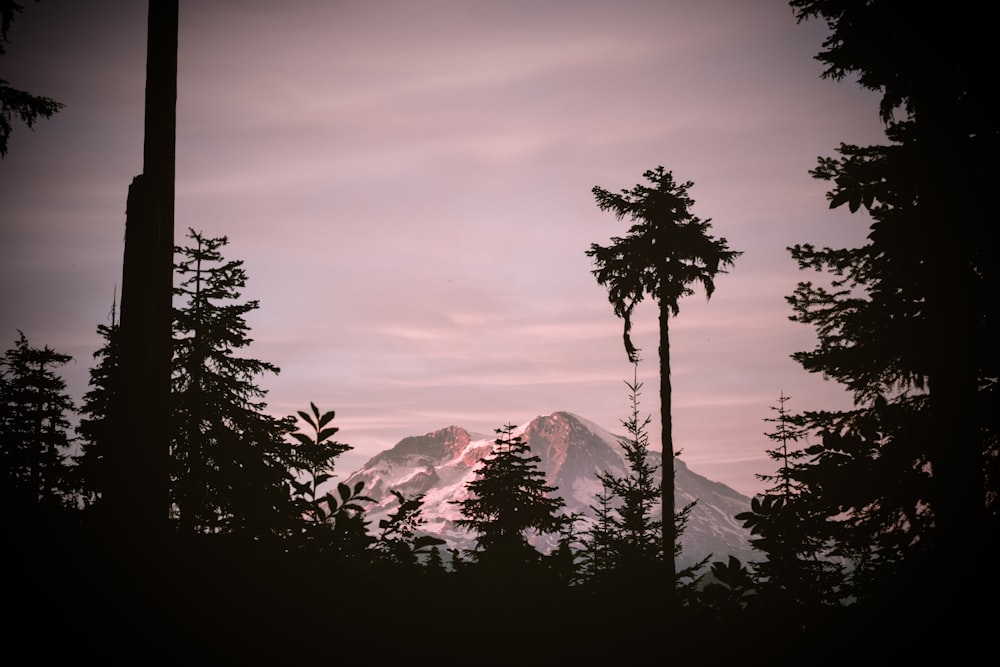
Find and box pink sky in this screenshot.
[0,0,886,497]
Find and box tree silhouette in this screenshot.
[584,479,619,579]
[587,166,741,601]
[371,489,445,567]
[790,0,999,599]
[454,423,568,570]
[170,229,295,537]
[75,315,120,508]
[0,331,75,513]
[584,367,661,585]
[758,392,805,501]
[288,402,353,526]
[286,402,377,555]
[107,0,178,537]
[0,1,64,158]
[736,393,845,617]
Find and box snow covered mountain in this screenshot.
[341,411,757,569]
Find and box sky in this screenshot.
[0,0,887,498]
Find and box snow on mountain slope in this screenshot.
[340,411,757,568]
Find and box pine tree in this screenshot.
[735,393,845,614]
[0,332,75,513]
[787,2,998,610]
[454,423,568,570]
[170,229,295,537]
[584,368,704,594]
[758,392,804,501]
[76,313,120,508]
[424,545,446,574]
[585,369,662,583]
[583,483,619,579]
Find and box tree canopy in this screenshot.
[587,166,741,362]
[0,1,63,158]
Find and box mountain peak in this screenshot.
[374,424,472,463]
[343,411,755,568]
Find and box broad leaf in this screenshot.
[297,410,317,429]
[325,492,340,513]
[317,427,340,443]
[318,410,336,429]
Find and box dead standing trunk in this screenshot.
[108,0,178,540]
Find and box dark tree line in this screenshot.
[0,331,74,515]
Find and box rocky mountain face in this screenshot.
[341,411,756,569]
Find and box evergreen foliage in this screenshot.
[758,392,804,500]
[0,1,64,158]
[454,423,568,569]
[424,545,446,573]
[584,481,619,577]
[583,368,662,582]
[776,2,999,611]
[803,3,998,486]
[170,229,296,537]
[75,314,119,507]
[0,331,75,512]
[736,394,845,611]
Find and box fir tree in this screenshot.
[424,545,446,574]
[787,2,998,610]
[454,423,568,570]
[170,229,295,537]
[583,369,706,595]
[583,483,619,579]
[584,368,662,583]
[76,310,119,508]
[758,392,805,501]
[735,393,845,613]
[0,331,75,512]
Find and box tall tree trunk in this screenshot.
[108,0,178,539]
[659,299,677,606]
[916,83,985,602]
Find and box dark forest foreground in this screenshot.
[7,516,995,666]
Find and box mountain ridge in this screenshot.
[341,410,757,569]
